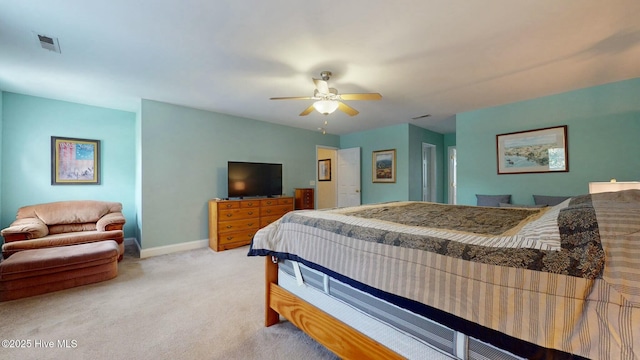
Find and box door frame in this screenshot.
[448,146,457,204]
[316,145,338,209]
[422,142,437,202]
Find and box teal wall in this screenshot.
[457,78,640,206]
[4,77,635,252]
[139,100,340,249]
[341,123,445,204]
[0,93,137,238]
[341,124,408,203]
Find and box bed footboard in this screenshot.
[264,257,403,360]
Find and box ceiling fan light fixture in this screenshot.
[313,100,339,115]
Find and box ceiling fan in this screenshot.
[270,71,382,116]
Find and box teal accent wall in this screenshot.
[139,99,340,249]
[341,123,445,204]
[0,92,137,238]
[5,77,635,252]
[341,124,408,203]
[457,78,640,206]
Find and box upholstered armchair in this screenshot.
[1,200,126,260]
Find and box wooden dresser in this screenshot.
[208,197,294,251]
[294,188,314,210]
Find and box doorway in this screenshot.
[422,143,437,202]
[316,146,338,209]
[448,146,457,204]
[316,146,361,209]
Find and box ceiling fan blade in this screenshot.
[299,105,315,116]
[270,96,314,100]
[338,93,382,101]
[313,78,330,95]
[337,102,359,116]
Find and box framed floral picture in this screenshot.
[51,136,101,185]
[372,149,396,183]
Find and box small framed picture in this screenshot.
[51,136,101,185]
[318,159,331,181]
[372,149,396,183]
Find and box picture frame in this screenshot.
[496,125,568,175]
[318,159,331,181]
[372,149,396,183]
[51,136,101,185]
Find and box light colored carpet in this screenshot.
[0,245,339,360]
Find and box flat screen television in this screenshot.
[227,161,283,198]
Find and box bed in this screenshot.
[248,189,640,360]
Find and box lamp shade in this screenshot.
[313,100,339,115]
[589,181,640,194]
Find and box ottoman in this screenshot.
[0,240,119,301]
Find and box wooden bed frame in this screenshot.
[264,257,405,360]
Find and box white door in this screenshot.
[337,147,361,207]
[422,143,437,202]
[448,146,457,204]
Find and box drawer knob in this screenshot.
[248,211,254,215]
[226,214,233,217]
[226,225,233,229]
[226,236,233,240]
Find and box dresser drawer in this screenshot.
[261,197,293,207]
[260,204,292,217]
[240,200,261,208]
[260,199,278,207]
[217,201,240,210]
[218,208,259,220]
[217,229,257,245]
[277,197,293,206]
[218,218,260,234]
[261,215,282,228]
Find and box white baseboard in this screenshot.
[138,239,208,259]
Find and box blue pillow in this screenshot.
[533,195,570,206]
[499,203,547,208]
[476,194,511,207]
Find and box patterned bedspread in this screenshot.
[249,190,640,359]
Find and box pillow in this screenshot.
[499,203,547,208]
[533,195,570,206]
[476,194,511,207]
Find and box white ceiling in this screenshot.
[1,1,639,135]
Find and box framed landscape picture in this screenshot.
[372,149,396,183]
[51,136,101,185]
[496,125,568,175]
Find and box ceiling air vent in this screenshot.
[34,33,61,53]
[411,114,431,120]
